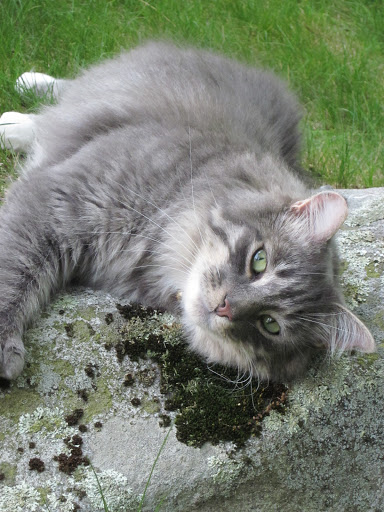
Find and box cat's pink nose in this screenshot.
[215,297,232,321]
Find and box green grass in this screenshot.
[0,0,383,192]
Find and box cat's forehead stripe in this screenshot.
[209,210,254,251]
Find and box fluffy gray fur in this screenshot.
[0,42,374,382]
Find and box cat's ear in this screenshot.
[322,304,375,354]
[290,191,348,242]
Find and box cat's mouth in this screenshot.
[181,288,229,332]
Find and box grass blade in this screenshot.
[89,462,110,512]
[138,426,172,512]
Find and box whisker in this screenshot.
[202,166,219,209]
[188,125,208,250]
[119,247,190,271]
[207,364,251,388]
[302,312,344,317]
[297,316,348,333]
[105,175,201,254]
[82,230,194,267]
[105,193,197,261]
[128,264,189,275]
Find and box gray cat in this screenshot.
[0,41,375,383]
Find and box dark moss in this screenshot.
[123,373,135,386]
[76,490,87,500]
[138,368,156,386]
[116,302,158,320]
[94,421,103,430]
[0,472,4,481]
[78,424,88,433]
[29,457,45,472]
[54,435,88,475]
[84,363,98,379]
[71,435,83,446]
[53,452,89,475]
[29,442,36,449]
[0,377,10,389]
[111,302,289,448]
[65,323,75,337]
[116,331,165,363]
[65,408,84,426]
[159,414,172,428]
[77,389,89,402]
[105,313,114,325]
[164,398,178,411]
[131,397,141,407]
[174,380,287,447]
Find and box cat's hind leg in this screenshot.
[0,111,36,152]
[15,72,66,101]
[0,72,68,153]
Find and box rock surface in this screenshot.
[0,188,383,512]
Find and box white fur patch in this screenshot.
[182,235,229,322]
[0,111,36,152]
[15,71,58,98]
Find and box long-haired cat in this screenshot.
[0,41,374,383]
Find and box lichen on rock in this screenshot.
[1,188,384,511]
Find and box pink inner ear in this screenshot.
[290,191,348,242]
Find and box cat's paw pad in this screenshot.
[15,72,57,98]
[0,337,25,380]
[0,111,35,152]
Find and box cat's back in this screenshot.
[32,42,301,169]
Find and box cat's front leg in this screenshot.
[0,221,63,379]
[0,182,72,379]
[0,334,25,381]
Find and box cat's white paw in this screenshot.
[0,111,35,152]
[0,336,25,380]
[15,71,57,98]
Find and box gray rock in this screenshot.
[0,188,383,512]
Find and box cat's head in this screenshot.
[181,190,375,382]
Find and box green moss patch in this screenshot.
[365,261,383,278]
[357,352,380,369]
[116,303,288,448]
[0,388,42,423]
[82,377,113,423]
[0,462,17,485]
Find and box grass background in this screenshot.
[0,0,383,193]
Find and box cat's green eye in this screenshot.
[252,249,267,274]
[261,315,280,335]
